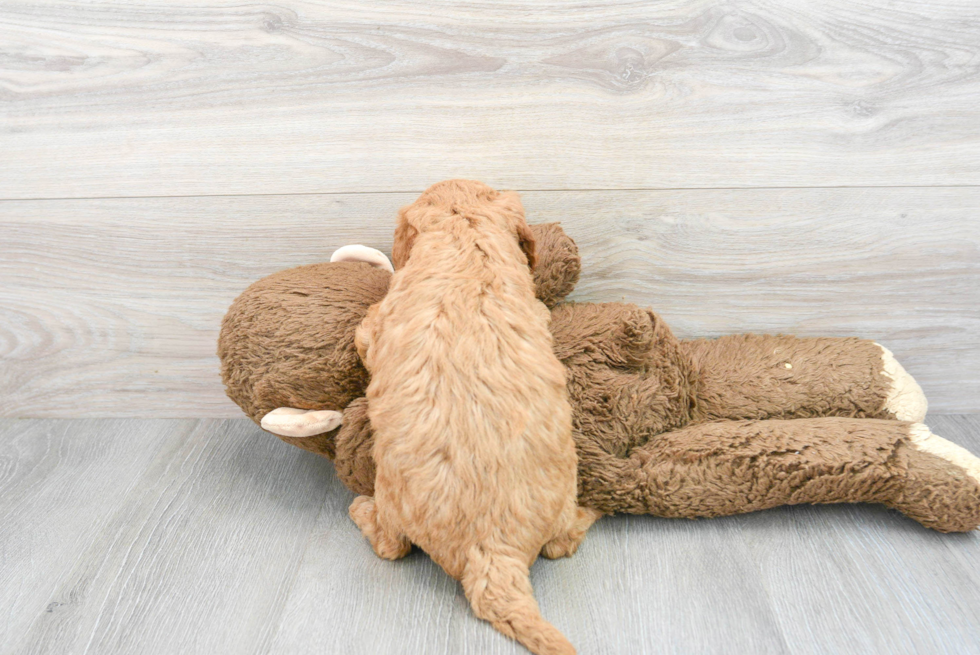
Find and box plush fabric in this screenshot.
[219,261,389,458]
[219,222,980,533]
[684,334,893,422]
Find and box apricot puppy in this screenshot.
[350,180,600,655]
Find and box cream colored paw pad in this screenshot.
[260,407,343,437]
[877,343,928,422]
[909,423,980,486]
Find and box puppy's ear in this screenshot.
[516,219,537,271]
[391,208,419,270]
[498,190,536,271]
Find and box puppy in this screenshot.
[350,180,600,655]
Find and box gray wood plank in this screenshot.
[0,419,197,649]
[268,496,791,655]
[3,0,980,198]
[2,187,978,416]
[0,418,336,655]
[2,417,978,655]
[0,193,400,418]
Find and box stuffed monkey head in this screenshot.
[218,222,580,458]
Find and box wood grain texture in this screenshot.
[0,419,196,649]
[0,418,338,655]
[2,416,979,654]
[3,0,980,198]
[2,187,977,417]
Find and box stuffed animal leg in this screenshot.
[682,335,927,423]
[333,402,980,532]
[574,417,980,533]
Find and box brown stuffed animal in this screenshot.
[219,222,980,533]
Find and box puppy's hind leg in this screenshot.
[541,506,602,559]
[349,495,412,560]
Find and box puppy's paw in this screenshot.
[876,344,927,422]
[349,496,411,560]
[541,537,579,560]
[542,507,602,559]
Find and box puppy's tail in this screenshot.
[461,545,575,655]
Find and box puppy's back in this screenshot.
[369,268,574,569]
[360,181,581,655]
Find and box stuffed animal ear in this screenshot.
[391,208,419,270]
[330,245,394,273]
[516,219,537,271]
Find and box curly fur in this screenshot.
[350,181,599,655]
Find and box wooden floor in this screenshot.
[2,415,979,655]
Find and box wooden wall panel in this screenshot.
[2,0,980,198]
[2,187,977,416]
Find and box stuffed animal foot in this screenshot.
[541,507,603,559]
[349,495,412,560]
[259,407,343,437]
[889,424,980,533]
[877,344,928,422]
